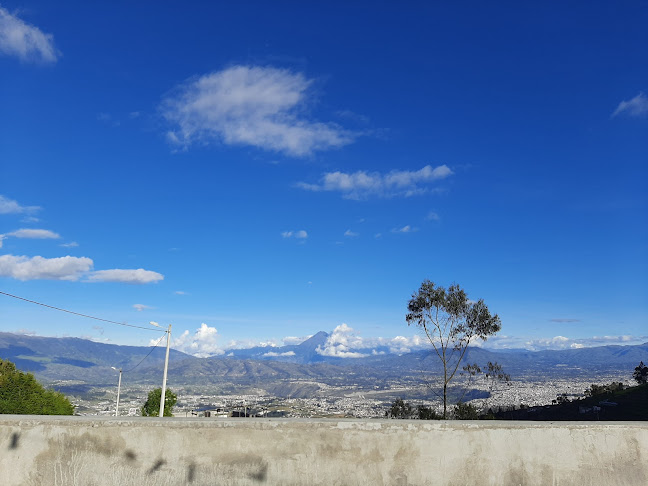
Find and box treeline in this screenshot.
[0,359,74,415]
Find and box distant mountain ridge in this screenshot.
[227,331,330,363]
[0,332,645,389]
[0,332,194,383]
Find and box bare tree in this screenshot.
[406,280,502,418]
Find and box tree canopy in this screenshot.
[406,280,501,418]
[386,398,439,420]
[633,362,647,385]
[141,387,177,417]
[0,359,74,415]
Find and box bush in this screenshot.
[0,359,74,415]
[417,405,440,420]
[453,402,479,420]
[386,399,440,419]
[584,382,624,397]
[386,398,414,419]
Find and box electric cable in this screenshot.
[122,333,168,373]
[0,290,164,332]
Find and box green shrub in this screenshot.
[0,359,74,415]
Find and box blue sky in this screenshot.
[1,1,646,356]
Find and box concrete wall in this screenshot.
[0,416,646,486]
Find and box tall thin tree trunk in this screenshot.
[443,382,447,419]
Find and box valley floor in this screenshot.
[64,372,633,419]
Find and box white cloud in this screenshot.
[282,230,308,239]
[263,351,296,357]
[316,324,369,358]
[7,228,60,239]
[391,225,417,234]
[60,241,79,248]
[87,268,164,284]
[0,254,163,284]
[167,323,223,358]
[386,335,424,354]
[282,335,312,346]
[161,65,355,157]
[174,290,187,295]
[344,229,359,237]
[0,254,92,281]
[425,211,440,222]
[224,338,280,350]
[0,195,40,214]
[612,92,648,118]
[0,7,60,63]
[314,326,429,357]
[297,164,453,200]
[132,304,152,312]
[482,334,648,351]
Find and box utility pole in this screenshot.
[150,322,172,417]
[159,324,172,417]
[111,367,122,417]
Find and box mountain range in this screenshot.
[0,332,645,393]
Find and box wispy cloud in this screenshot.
[281,230,308,239]
[523,335,647,351]
[282,335,312,346]
[0,195,40,214]
[97,112,120,127]
[391,225,417,234]
[87,269,164,284]
[0,7,60,63]
[549,318,581,323]
[0,254,92,281]
[263,351,296,357]
[297,164,452,200]
[480,334,648,351]
[7,228,60,239]
[612,92,648,118]
[174,290,187,295]
[161,65,355,157]
[335,109,370,124]
[344,229,359,237]
[60,241,79,248]
[425,211,440,222]
[132,304,152,312]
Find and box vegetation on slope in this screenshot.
[0,358,74,415]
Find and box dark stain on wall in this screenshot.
[148,458,166,474]
[187,462,196,482]
[9,432,20,450]
[249,462,268,482]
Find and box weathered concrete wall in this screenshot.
[0,416,646,486]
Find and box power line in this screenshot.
[0,290,164,332]
[122,333,168,373]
